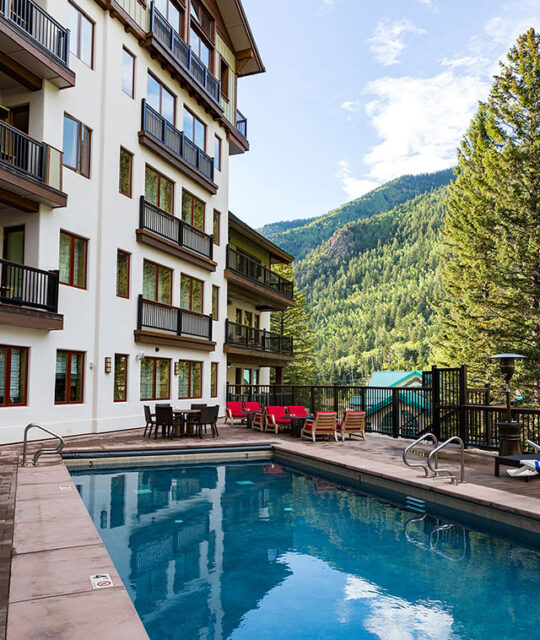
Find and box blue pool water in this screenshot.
[72,462,540,640]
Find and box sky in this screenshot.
[228,0,540,228]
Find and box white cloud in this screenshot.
[340,100,362,112]
[335,161,379,199]
[367,19,426,66]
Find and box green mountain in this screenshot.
[259,169,453,261]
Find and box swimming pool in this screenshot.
[72,461,540,640]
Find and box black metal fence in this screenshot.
[226,246,294,299]
[139,197,213,259]
[0,120,45,181]
[137,295,212,340]
[226,320,293,355]
[0,258,59,312]
[236,110,247,138]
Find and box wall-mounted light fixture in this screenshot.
[174,361,180,375]
[89,362,95,370]
[104,357,112,374]
[136,352,145,361]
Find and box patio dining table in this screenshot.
[173,409,201,437]
[289,414,313,438]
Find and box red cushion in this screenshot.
[286,406,307,417]
[266,406,287,418]
[275,418,291,424]
[227,402,243,412]
[232,411,247,418]
[244,402,260,412]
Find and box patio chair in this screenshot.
[225,401,246,425]
[285,406,308,418]
[265,406,291,434]
[244,401,261,413]
[143,405,157,438]
[196,405,220,438]
[154,405,175,439]
[301,411,338,443]
[252,408,265,431]
[336,410,366,441]
[506,440,540,479]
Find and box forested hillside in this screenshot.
[293,186,449,383]
[259,169,452,261]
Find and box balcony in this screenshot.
[146,3,221,116]
[0,258,62,329]
[0,121,67,211]
[229,109,249,155]
[137,197,216,271]
[225,246,295,310]
[225,320,293,365]
[0,0,75,89]
[139,100,217,194]
[134,295,215,351]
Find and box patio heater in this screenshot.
[489,354,526,456]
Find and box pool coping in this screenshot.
[6,442,540,639]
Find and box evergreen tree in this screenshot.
[271,264,318,384]
[434,29,540,401]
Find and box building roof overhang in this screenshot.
[216,0,265,76]
[228,212,294,264]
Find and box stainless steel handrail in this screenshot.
[22,423,65,466]
[403,433,438,477]
[428,436,465,484]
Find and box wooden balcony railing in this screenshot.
[149,2,220,105]
[236,110,247,138]
[0,120,46,181]
[0,258,59,312]
[227,246,294,299]
[137,295,213,340]
[142,100,214,182]
[226,320,293,355]
[139,197,213,259]
[0,0,70,65]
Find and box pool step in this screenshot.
[405,496,426,513]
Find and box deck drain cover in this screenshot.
[90,574,113,589]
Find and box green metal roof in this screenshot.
[368,371,422,387]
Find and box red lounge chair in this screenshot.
[225,401,246,425]
[301,411,338,442]
[336,411,366,441]
[285,406,308,417]
[244,401,261,413]
[265,406,292,434]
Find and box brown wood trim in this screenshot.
[0,165,68,209]
[138,130,218,195]
[224,344,294,366]
[0,304,63,330]
[134,329,216,351]
[0,51,42,91]
[225,269,296,311]
[136,228,217,271]
[0,187,38,213]
[108,0,147,39]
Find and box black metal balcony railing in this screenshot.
[0,258,59,312]
[227,247,295,299]
[226,320,293,355]
[139,197,213,259]
[149,3,220,105]
[0,120,45,181]
[0,0,69,65]
[137,295,213,340]
[142,100,214,182]
[236,110,247,138]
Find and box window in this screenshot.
[182,191,204,230]
[116,250,130,298]
[59,231,87,289]
[114,354,128,402]
[122,48,135,98]
[220,59,229,100]
[183,108,206,150]
[211,285,219,320]
[68,2,94,68]
[145,166,174,213]
[235,308,242,324]
[243,368,251,384]
[190,0,213,68]
[244,311,252,327]
[254,314,260,329]
[0,346,28,406]
[119,148,132,197]
[211,362,218,397]
[143,260,172,304]
[213,210,220,245]
[147,73,175,124]
[55,350,84,404]
[180,274,203,313]
[155,0,182,34]
[178,360,202,398]
[253,369,259,385]
[140,357,170,400]
[214,136,221,171]
[63,114,92,177]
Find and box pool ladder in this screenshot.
[403,433,465,484]
[22,423,65,466]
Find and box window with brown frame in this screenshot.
[145,166,174,213]
[122,48,135,98]
[55,350,85,404]
[59,231,87,289]
[116,250,130,298]
[211,285,219,320]
[119,148,133,197]
[155,0,183,35]
[63,114,92,178]
[244,311,253,327]
[178,360,202,399]
[0,345,28,407]
[214,135,221,172]
[147,72,175,124]
[220,58,229,100]
[183,108,206,151]
[114,354,128,402]
[68,2,94,68]
[254,314,260,329]
[182,190,205,231]
[140,357,170,400]
[143,260,172,304]
[180,274,203,313]
[213,209,220,245]
[210,362,218,398]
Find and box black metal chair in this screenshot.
[197,405,219,438]
[154,405,175,439]
[143,405,157,438]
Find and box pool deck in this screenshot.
[1,422,539,639]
